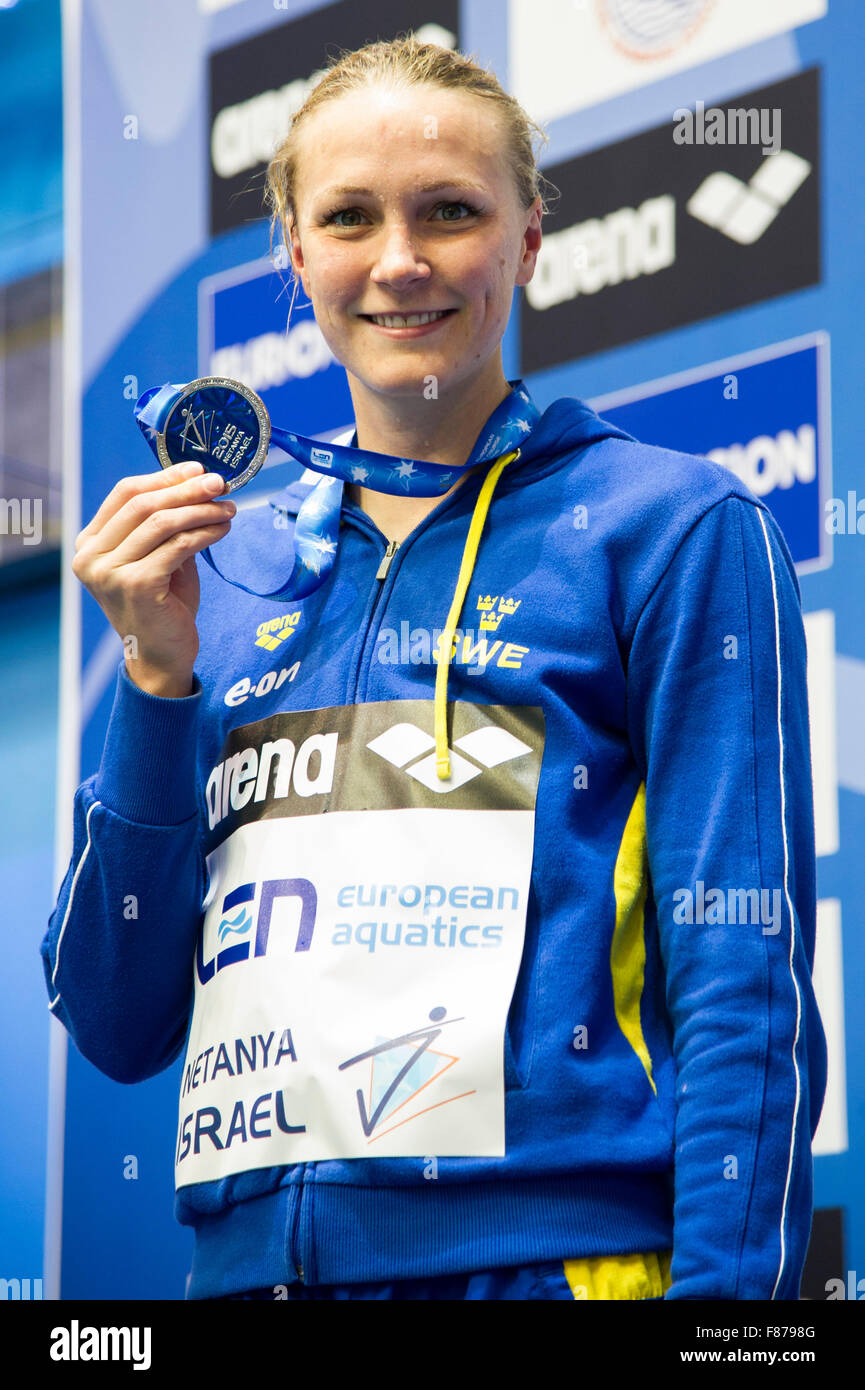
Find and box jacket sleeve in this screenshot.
[41,658,207,1084]
[626,493,828,1300]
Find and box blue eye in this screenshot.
[327,208,364,228]
[323,199,482,227]
[432,200,481,221]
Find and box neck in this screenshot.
[348,364,513,470]
[342,361,516,545]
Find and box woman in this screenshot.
[43,35,826,1302]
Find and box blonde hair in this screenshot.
[264,32,557,313]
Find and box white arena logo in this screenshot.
[210,26,457,180]
[210,320,335,391]
[367,721,532,795]
[687,151,811,246]
[211,73,326,179]
[708,425,816,498]
[600,0,712,58]
[206,731,338,830]
[525,195,675,311]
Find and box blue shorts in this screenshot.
[214,1250,673,1301]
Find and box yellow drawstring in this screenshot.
[434,449,520,780]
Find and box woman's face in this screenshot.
[288,83,542,403]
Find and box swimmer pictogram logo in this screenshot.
[339,1006,475,1142]
[366,721,532,794]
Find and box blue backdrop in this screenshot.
[43,0,863,1298]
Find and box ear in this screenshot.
[289,219,311,296]
[515,196,543,289]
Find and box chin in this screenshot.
[357,365,461,397]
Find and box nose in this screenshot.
[369,220,431,290]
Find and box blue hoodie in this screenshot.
[42,393,827,1299]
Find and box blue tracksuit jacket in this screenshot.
[42,392,827,1299]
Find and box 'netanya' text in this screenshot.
[182,1026,296,1096]
[177,1026,305,1165]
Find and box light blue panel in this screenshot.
[0,0,62,286]
[0,582,60,1281]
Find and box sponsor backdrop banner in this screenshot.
[520,69,819,370]
[55,0,863,1299]
[209,0,460,235]
[197,256,352,505]
[592,335,830,575]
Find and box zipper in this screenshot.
[291,530,400,1280]
[291,1167,306,1284]
[375,538,399,580]
[344,533,402,704]
[340,467,500,702]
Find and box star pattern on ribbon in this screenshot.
[133,378,540,601]
[312,535,337,556]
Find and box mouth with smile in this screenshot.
[358,308,459,334]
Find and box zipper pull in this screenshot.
[375,538,399,580]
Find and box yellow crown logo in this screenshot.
[479,610,505,631]
[477,594,499,612]
[498,597,521,615]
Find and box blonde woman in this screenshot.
[44,36,826,1302]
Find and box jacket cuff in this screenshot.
[94,658,203,824]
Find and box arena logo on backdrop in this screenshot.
[208,0,460,235]
[520,69,819,370]
[590,333,831,575]
[686,151,811,245]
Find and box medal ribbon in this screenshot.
[134,379,540,600]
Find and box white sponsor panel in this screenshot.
[509,0,827,124]
[812,899,847,1156]
[804,610,839,859]
[176,807,534,1185]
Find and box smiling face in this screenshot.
[287,83,542,409]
